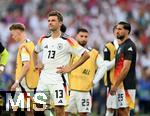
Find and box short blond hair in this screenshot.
[9,23,25,31]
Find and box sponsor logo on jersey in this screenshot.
[104,48,108,52]
[86,107,89,110]
[58,99,63,103]
[128,47,133,51]
[44,45,48,49]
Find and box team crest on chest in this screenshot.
[57,43,63,50]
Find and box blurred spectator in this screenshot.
[137,67,150,114]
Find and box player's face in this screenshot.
[76,32,88,47]
[115,24,127,40]
[113,27,117,37]
[10,30,22,42]
[48,16,62,31]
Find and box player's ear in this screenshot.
[59,22,63,27]
[125,30,129,35]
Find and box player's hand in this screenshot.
[0,65,5,74]
[56,65,71,73]
[110,86,117,95]
[35,63,44,70]
[11,82,19,91]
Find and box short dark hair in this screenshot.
[118,21,131,34]
[48,10,63,22]
[60,24,67,33]
[77,28,88,34]
[9,23,25,31]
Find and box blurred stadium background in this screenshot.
[0,0,149,115]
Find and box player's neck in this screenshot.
[19,34,26,44]
[120,36,129,44]
[51,30,61,39]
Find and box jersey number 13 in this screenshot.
[48,50,56,59]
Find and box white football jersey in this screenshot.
[35,35,86,84]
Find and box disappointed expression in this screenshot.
[76,32,88,47]
[48,16,62,31]
[10,29,22,42]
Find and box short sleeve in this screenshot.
[21,47,30,62]
[124,45,134,60]
[34,38,43,53]
[103,46,110,60]
[67,38,86,56]
[0,42,5,53]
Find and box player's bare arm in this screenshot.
[11,61,30,91]
[32,51,40,69]
[110,60,131,95]
[33,51,44,70]
[57,50,89,73]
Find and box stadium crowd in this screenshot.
[0,0,149,115]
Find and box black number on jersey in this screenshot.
[82,69,90,75]
[118,93,123,101]
[82,99,90,106]
[48,50,56,59]
[55,90,63,98]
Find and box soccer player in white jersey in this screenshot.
[32,10,89,116]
